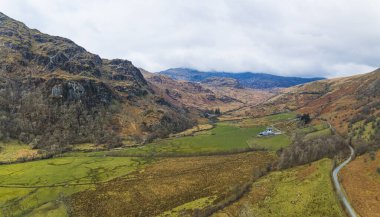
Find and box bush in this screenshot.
[369,151,376,161]
[377,168,380,174]
[297,113,311,124]
[353,139,369,155]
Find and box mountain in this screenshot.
[231,69,380,138]
[0,12,194,150]
[141,69,275,113]
[159,68,324,89]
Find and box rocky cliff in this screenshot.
[0,12,194,150]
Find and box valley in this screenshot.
[0,10,379,217]
[0,111,354,216]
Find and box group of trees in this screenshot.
[297,113,311,124]
[277,133,347,169]
[203,108,221,120]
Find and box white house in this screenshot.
[258,127,275,136]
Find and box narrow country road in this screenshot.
[332,145,358,217]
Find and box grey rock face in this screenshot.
[46,77,116,107]
[105,59,147,86]
[51,85,63,98]
[67,81,85,100]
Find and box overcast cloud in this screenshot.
[1,0,379,77]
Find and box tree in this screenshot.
[214,108,221,115]
[299,113,311,124]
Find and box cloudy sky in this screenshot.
[1,0,379,77]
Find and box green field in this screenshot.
[99,122,291,157]
[304,128,332,140]
[299,123,328,134]
[0,113,296,216]
[216,158,344,217]
[265,112,297,121]
[248,134,291,151]
[0,156,146,216]
[159,196,217,217]
[64,114,295,158]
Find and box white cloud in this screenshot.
[0,0,379,77]
[327,63,377,78]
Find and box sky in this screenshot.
[1,0,379,78]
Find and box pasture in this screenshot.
[215,158,344,217]
[0,156,146,216]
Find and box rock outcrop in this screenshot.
[0,12,194,149]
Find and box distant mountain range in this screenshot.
[159,68,325,89]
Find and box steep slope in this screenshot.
[0,12,194,150]
[159,68,324,89]
[232,69,380,137]
[141,69,275,113]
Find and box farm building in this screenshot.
[258,127,275,136]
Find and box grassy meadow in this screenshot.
[0,112,297,216]
[0,156,147,216]
[215,158,344,217]
[94,113,297,157]
[97,122,292,157]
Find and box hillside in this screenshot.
[230,69,380,141]
[159,68,324,89]
[142,69,275,113]
[0,12,194,150]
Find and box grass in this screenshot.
[158,196,217,217]
[248,134,291,151]
[64,113,295,158]
[69,152,276,217]
[71,143,102,151]
[299,123,328,134]
[26,201,68,217]
[0,156,146,216]
[266,112,297,121]
[0,140,39,162]
[341,150,380,217]
[170,124,214,137]
[352,118,379,142]
[215,158,344,217]
[0,112,295,216]
[237,112,296,128]
[104,122,291,156]
[102,123,266,156]
[304,128,332,141]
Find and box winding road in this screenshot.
[332,145,358,217]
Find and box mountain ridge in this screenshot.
[159,68,324,89]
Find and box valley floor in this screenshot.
[0,113,347,217]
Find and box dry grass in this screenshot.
[170,124,214,137]
[69,152,275,217]
[0,140,40,163]
[341,150,380,217]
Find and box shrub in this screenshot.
[369,151,376,161]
